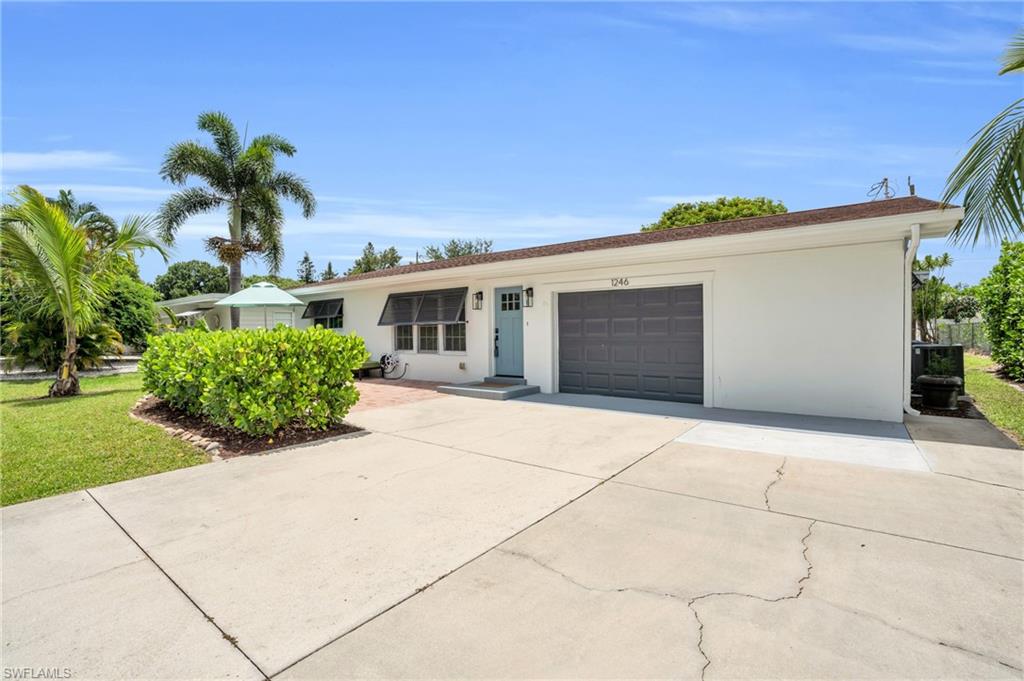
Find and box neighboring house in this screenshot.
[284,197,960,422]
[158,293,228,329]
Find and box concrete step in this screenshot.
[483,376,527,385]
[437,382,540,401]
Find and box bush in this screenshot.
[101,275,158,350]
[978,241,1024,382]
[140,326,369,435]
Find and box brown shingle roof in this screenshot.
[302,196,950,287]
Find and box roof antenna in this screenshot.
[868,177,894,201]
[907,176,916,196]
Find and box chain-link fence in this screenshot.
[934,321,990,353]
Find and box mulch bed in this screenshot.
[133,396,362,458]
[910,396,985,419]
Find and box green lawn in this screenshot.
[964,353,1024,445]
[1,373,207,506]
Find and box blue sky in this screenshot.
[2,2,1020,285]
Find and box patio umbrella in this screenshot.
[215,282,306,328]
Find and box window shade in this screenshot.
[302,298,343,319]
[378,288,467,326]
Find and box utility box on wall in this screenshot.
[911,343,966,396]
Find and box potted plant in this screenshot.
[917,356,963,411]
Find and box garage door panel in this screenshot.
[558,286,703,403]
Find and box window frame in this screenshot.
[394,324,414,352]
[314,315,343,330]
[417,325,439,354]
[443,322,467,353]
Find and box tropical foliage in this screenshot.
[977,241,1024,381]
[152,259,229,300]
[157,111,316,328]
[242,273,303,289]
[943,31,1024,245]
[141,326,369,435]
[912,253,953,343]
[1,186,168,396]
[423,238,493,261]
[45,189,118,247]
[642,196,787,232]
[100,274,159,349]
[346,242,402,275]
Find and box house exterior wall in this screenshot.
[297,239,906,422]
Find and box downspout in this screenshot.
[903,223,921,416]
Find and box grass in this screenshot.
[964,353,1024,445]
[1,372,207,506]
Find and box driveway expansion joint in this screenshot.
[83,490,270,681]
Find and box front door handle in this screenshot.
[494,327,499,357]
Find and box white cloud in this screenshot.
[835,29,1007,55]
[655,4,813,31]
[2,150,136,172]
[710,143,958,171]
[27,183,172,201]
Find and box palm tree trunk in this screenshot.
[229,200,243,329]
[50,326,80,397]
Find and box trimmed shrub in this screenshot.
[978,241,1024,382]
[140,326,369,435]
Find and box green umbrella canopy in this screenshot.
[215,282,305,308]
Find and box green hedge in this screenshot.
[140,326,369,435]
[978,241,1024,382]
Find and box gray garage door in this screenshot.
[558,285,703,403]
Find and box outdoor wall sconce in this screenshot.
[472,291,484,310]
[524,287,534,307]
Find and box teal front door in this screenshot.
[494,286,524,377]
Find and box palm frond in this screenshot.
[159,140,232,190]
[157,187,226,242]
[269,171,317,218]
[1000,30,1024,75]
[243,188,285,274]
[944,98,1024,245]
[196,111,242,164]
[250,133,296,157]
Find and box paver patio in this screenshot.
[3,391,1021,679]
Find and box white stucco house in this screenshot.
[282,197,959,423]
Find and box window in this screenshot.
[500,292,521,311]
[395,324,414,351]
[314,315,343,329]
[444,323,466,352]
[418,325,438,353]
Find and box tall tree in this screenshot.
[152,260,229,300]
[944,31,1024,245]
[642,196,787,232]
[346,242,402,275]
[321,261,337,281]
[423,238,493,261]
[157,111,316,328]
[297,251,317,283]
[1,186,168,396]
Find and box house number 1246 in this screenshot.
[611,277,629,287]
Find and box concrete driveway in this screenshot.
[3,394,1022,679]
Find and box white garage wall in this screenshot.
[295,239,905,422]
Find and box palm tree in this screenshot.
[943,31,1024,245]
[46,189,118,247]
[1,186,169,396]
[157,112,316,328]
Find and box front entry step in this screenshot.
[483,376,527,385]
[437,381,540,401]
